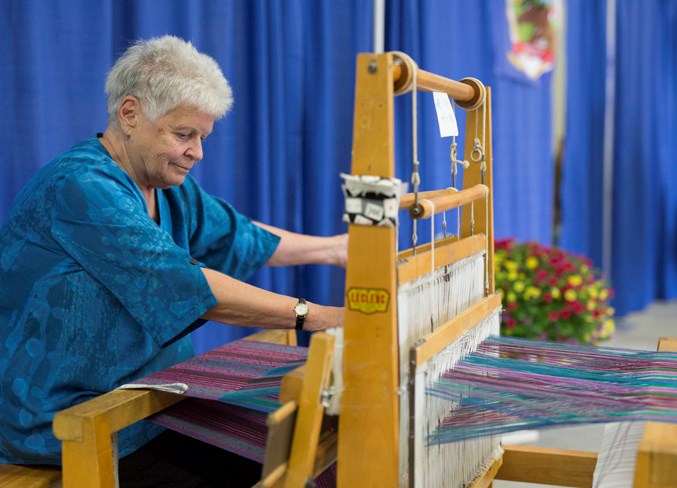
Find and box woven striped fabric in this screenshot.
[126,339,307,410]
[124,339,307,462]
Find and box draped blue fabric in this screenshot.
[1,0,675,355]
[558,0,607,263]
[561,0,677,315]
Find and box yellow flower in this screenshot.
[526,256,538,269]
[599,289,609,300]
[513,281,525,293]
[587,300,596,311]
[603,320,615,333]
[550,287,561,299]
[505,260,518,271]
[568,275,583,286]
[564,289,577,302]
[589,287,599,299]
[507,271,518,282]
[526,286,542,299]
[507,292,517,303]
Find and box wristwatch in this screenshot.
[293,298,309,331]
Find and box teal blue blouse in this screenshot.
[0,136,280,464]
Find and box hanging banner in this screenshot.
[505,0,561,81]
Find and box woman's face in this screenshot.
[127,103,214,191]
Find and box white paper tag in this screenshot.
[364,202,385,221]
[432,92,458,138]
[345,197,362,214]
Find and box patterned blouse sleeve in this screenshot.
[176,177,280,282]
[50,167,217,346]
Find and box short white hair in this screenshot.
[105,35,233,126]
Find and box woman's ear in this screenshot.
[118,96,141,136]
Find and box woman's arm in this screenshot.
[200,267,343,332]
[255,222,348,268]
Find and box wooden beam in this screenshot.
[413,293,502,368]
[497,445,598,487]
[397,234,486,286]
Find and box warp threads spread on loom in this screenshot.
[428,336,677,444]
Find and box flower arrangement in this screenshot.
[495,238,615,344]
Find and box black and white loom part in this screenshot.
[341,173,407,227]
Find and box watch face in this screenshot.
[295,303,309,316]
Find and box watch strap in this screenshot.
[294,298,307,331]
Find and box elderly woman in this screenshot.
[0,36,345,485]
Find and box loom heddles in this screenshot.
[397,252,501,488]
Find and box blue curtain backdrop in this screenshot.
[1,1,675,352]
[560,0,677,316]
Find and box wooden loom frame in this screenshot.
[3,52,676,488]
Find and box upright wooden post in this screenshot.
[338,52,400,488]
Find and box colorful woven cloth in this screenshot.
[123,339,307,462]
[125,339,307,411]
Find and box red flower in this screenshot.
[534,270,548,284]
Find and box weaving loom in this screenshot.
[261,52,677,488]
[37,52,677,488]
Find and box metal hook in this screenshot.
[471,137,484,162]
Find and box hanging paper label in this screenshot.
[432,92,458,138]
